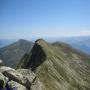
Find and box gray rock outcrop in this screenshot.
[0,66,43,90]
[0,72,8,89]
[8,80,27,90]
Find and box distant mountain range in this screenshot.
[0,39,33,67]
[62,36,90,55]
[0,36,90,68]
[0,36,90,54]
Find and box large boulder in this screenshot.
[17,69,36,83]
[0,72,8,89]
[3,69,31,89]
[8,80,27,90]
[16,69,44,90]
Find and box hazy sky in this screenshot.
[0,0,90,40]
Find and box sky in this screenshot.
[0,0,90,40]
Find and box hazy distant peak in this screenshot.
[52,41,73,48]
[0,39,33,67]
[18,39,26,42]
[18,39,31,43]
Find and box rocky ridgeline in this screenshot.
[0,61,44,90]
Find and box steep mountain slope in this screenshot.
[0,39,33,67]
[17,39,90,90]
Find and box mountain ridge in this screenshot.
[16,39,90,90]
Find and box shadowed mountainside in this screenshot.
[0,39,33,67]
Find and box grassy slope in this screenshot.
[17,39,90,90]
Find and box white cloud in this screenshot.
[0,29,90,39]
[76,30,90,36]
[33,30,90,38]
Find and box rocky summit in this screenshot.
[0,39,90,90]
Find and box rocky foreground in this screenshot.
[0,65,44,90]
[0,39,90,90]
